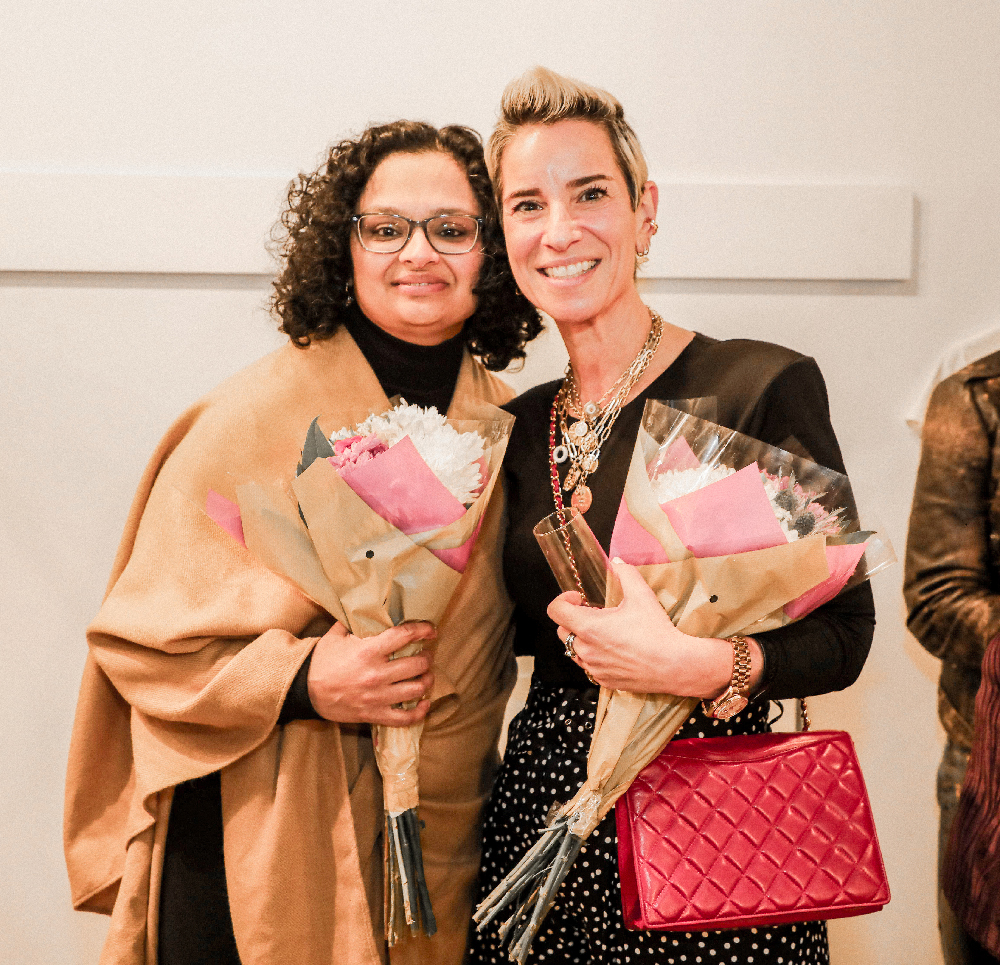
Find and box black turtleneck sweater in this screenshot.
[158,314,467,965]
[343,305,465,414]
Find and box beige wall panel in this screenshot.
[644,183,914,280]
[0,173,289,273]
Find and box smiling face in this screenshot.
[350,151,484,345]
[499,118,655,330]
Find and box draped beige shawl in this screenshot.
[64,328,516,965]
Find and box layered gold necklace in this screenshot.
[549,308,663,514]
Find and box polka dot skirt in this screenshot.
[467,683,829,965]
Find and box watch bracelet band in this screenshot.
[701,634,752,719]
[730,633,752,693]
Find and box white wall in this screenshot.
[4,1,998,962]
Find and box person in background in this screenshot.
[906,350,1000,965]
[64,120,540,965]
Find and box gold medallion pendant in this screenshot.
[549,307,664,518]
[570,484,593,513]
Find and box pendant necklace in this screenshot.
[549,307,663,515]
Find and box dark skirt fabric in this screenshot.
[158,773,242,965]
[468,683,829,965]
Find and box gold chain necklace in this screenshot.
[550,308,663,514]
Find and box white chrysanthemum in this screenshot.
[650,464,735,504]
[331,401,486,504]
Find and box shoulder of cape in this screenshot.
[168,335,374,442]
[145,346,299,461]
[142,341,516,492]
[465,358,517,406]
[139,340,362,496]
[197,342,315,414]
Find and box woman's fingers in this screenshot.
[367,672,435,726]
[383,652,433,683]
[547,594,592,635]
[372,698,432,727]
[307,622,437,724]
[371,620,438,655]
[385,669,434,703]
[610,557,659,602]
[320,619,436,654]
[546,557,691,692]
[548,558,664,636]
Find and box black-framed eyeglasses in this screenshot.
[351,213,484,254]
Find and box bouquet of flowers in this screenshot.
[206,399,515,944]
[474,400,893,962]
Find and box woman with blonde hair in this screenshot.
[467,67,876,965]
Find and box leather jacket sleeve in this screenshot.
[904,370,1000,675]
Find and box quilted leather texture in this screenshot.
[616,731,890,931]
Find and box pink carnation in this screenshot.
[334,435,362,455]
[329,434,389,470]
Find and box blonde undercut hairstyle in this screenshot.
[487,66,649,211]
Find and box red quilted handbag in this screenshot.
[616,730,890,930]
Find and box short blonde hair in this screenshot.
[487,66,649,210]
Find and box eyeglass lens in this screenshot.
[356,214,480,254]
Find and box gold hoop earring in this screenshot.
[638,246,650,258]
[649,220,659,235]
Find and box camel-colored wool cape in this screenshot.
[64,328,516,965]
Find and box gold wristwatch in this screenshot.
[702,634,752,721]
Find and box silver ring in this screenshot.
[564,632,577,659]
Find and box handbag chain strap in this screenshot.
[798,697,811,732]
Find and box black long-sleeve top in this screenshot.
[502,333,876,699]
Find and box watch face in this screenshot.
[714,694,749,720]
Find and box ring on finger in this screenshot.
[564,632,577,659]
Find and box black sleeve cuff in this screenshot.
[752,581,876,700]
[277,646,323,725]
[751,640,771,700]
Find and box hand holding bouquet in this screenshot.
[474,400,892,963]
[206,399,514,944]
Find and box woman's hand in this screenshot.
[307,621,436,726]
[547,558,761,698]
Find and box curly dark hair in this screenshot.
[270,120,542,371]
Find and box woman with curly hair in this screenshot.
[64,120,540,965]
